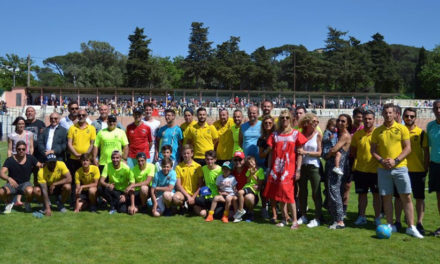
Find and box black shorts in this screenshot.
[133,190,142,205]
[78,190,90,201]
[409,172,426,199]
[51,185,64,196]
[354,171,378,194]
[429,162,440,193]
[3,181,32,195]
[195,196,213,209]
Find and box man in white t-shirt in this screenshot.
[143,103,160,163]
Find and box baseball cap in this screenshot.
[46,153,57,162]
[136,152,147,159]
[200,186,212,196]
[108,115,117,122]
[222,161,233,170]
[233,151,245,160]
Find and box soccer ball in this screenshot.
[376,224,392,239]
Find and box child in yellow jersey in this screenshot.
[74,154,100,212]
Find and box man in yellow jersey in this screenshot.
[213,108,234,164]
[173,144,203,213]
[371,103,423,238]
[181,108,197,144]
[34,154,72,216]
[394,107,429,235]
[185,108,219,166]
[67,109,96,206]
[350,110,381,226]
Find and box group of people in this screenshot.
[1,99,440,239]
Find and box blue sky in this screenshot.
[1,0,439,65]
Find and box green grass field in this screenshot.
[0,142,439,264]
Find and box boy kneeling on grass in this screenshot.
[151,157,176,217]
[205,161,237,223]
[74,154,100,212]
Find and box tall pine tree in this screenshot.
[126,27,151,88]
[183,22,212,89]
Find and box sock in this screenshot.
[209,210,214,215]
[223,210,229,217]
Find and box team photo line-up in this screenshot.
[1,100,440,239]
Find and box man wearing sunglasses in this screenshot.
[392,107,429,235]
[0,141,42,213]
[59,101,91,130]
[67,109,97,206]
[37,112,67,162]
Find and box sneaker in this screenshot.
[332,167,344,176]
[24,203,32,213]
[394,221,402,232]
[261,207,270,219]
[109,209,117,215]
[3,202,14,214]
[233,209,246,220]
[416,223,425,236]
[389,224,397,233]
[406,226,424,239]
[233,217,242,223]
[205,214,214,222]
[89,205,97,212]
[434,227,440,237]
[374,217,382,226]
[221,215,229,223]
[245,212,254,222]
[57,201,67,213]
[354,215,367,225]
[335,224,345,229]
[329,222,338,229]
[297,215,308,225]
[307,219,321,228]
[291,222,299,230]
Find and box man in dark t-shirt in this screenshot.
[0,141,41,213]
[25,106,46,162]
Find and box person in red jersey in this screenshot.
[126,107,153,168]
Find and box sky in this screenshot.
[1,0,439,65]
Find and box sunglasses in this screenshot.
[264,121,273,125]
[70,107,79,110]
[404,114,415,119]
[280,116,290,120]
[336,119,346,123]
[79,114,87,117]
[50,117,58,120]
[17,148,26,151]
[312,120,319,124]
[233,158,243,162]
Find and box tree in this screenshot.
[0,54,37,89]
[414,47,427,98]
[419,45,440,98]
[126,27,152,87]
[43,41,126,88]
[183,22,212,89]
[366,33,401,93]
[251,46,275,90]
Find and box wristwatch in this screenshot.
[394,158,401,164]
